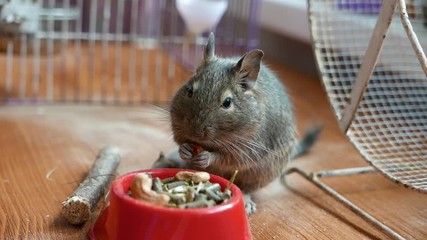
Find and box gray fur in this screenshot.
[170,34,296,191]
[156,33,299,213]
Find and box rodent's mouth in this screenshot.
[188,140,208,150]
[179,137,214,152]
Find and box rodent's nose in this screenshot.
[193,126,209,140]
[194,128,205,138]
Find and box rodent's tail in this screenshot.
[290,126,322,160]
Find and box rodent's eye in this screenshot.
[185,86,193,98]
[221,97,232,109]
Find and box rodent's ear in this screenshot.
[203,32,215,62]
[234,49,264,91]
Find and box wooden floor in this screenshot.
[0,47,426,239]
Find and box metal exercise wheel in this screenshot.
[286,1,427,239]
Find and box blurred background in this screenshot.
[1,1,427,239]
[0,0,259,104]
[0,0,320,105]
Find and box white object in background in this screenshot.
[260,0,310,43]
[0,0,40,34]
[176,0,228,34]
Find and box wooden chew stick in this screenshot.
[61,147,121,225]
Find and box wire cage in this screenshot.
[285,0,427,239]
[0,0,260,104]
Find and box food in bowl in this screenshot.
[129,170,235,209]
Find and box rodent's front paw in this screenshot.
[179,143,211,169]
[191,151,211,169]
[179,143,193,161]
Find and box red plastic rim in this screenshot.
[88,168,252,240]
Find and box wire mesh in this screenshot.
[0,0,259,104]
[309,0,427,193]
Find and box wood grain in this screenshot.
[0,46,426,239]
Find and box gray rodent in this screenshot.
[153,33,319,214]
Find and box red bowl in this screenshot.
[88,168,252,240]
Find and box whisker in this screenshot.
[237,139,263,157]
[211,138,238,165]
[221,138,255,167]
[231,134,276,157]
[136,104,171,122]
[234,141,261,162]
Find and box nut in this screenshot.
[130,173,170,206]
[175,171,194,181]
[192,171,210,183]
[175,171,210,183]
